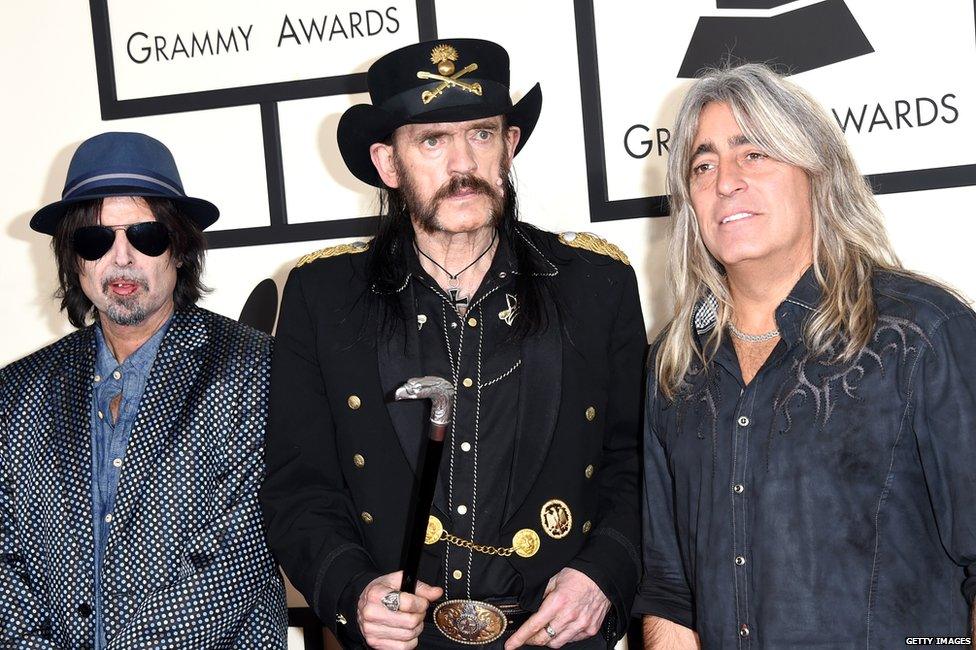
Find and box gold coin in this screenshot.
[540,499,572,539]
[512,528,540,558]
[426,515,444,545]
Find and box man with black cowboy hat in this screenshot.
[0,132,286,648]
[260,39,645,649]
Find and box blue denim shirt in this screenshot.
[637,269,976,647]
[90,319,169,649]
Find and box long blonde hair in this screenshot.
[657,64,903,400]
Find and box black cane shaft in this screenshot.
[400,424,447,593]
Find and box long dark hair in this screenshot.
[52,197,209,328]
[367,175,555,340]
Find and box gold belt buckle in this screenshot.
[433,599,508,644]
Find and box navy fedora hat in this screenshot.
[337,38,542,188]
[30,131,219,235]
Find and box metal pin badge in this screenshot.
[498,294,517,326]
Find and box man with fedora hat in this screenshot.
[260,39,645,649]
[0,132,286,648]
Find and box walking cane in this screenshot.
[394,376,455,593]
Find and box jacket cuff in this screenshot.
[567,530,641,641]
[632,586,695,630]
[334,570,382,646]
[963,566,976,605]
[310,544,379,636]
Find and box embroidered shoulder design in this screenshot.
[296,240,370,267]
[558,231,630,266]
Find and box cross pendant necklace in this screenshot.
[416,230,496,314]
[448,284,469,314]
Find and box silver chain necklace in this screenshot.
[728,322,780,343]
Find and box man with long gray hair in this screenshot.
[636,64,976,647]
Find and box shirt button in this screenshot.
[733,483,745,494]
[584,464,594,479]
[361,511,373,524]
[460,442,471,452]
[450,322,458,329]
[734,555,746,566]
[353,454,365,469]
[462,378,474,388]
[452,569,463,580]
[585,406,596,421]
[104,513,113,524]
[93,375,101,383]
[739,624,750,638]
[97,411,104,420]
[467,317,478,327]
[457,505,468,515]
[347,395,362,410]
[737,415,750,427]
[112,371,122,380]
[498,271,507,279]
[112,458,123,468]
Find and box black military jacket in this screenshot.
[260,225,646,646]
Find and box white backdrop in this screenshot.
[2,1,976,646]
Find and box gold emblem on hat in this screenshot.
[426,514,445,545]
[540,499,572,539]
[512,528,541,558]
[430,44,459,75]
[417,44,482,104]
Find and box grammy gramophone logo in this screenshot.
[678,0,874,77]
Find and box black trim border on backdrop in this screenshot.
[573,0,976,222]
[87,0,438,249]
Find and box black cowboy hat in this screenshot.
[30,131,219,236]
[337,38,542,188]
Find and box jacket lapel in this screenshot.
[503,296,562,524]
[52,330,97,554]
[375,281,428,478]
[107,308,207,550]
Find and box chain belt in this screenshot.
[425,515,540,558]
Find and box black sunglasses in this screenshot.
[72,222,171,261]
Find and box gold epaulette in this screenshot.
[558,231,630,266]
[296,240,370,267]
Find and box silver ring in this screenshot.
[381,590,400,612]
[545,623,557,638]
